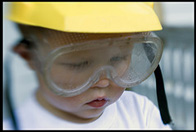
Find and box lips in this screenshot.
[87,98,108,108]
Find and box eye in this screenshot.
[110,55,127,62]
[110,55,128,65]
[60,61,90,70]
[70,61,89,68]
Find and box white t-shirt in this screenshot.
[3,90,171,130]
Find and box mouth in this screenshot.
[86,97,109,108]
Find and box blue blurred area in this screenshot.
[131,26,194,130]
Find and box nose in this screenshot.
[93,78,110,88]
[91,70,111,88]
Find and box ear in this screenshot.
[13,43,36,70]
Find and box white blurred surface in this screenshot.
[154,2,194,27]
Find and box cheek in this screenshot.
[49,64,93,91]
[40,84,83,113]
[114,87,125,99]
[107,83,125,102]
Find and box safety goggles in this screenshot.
[36,32,163,97]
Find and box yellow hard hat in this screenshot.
[7,2,162,33]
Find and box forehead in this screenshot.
[22,25,137,45]
[19,24,144,45]
[39,30,134,47]
[21,25,140,56]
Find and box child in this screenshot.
[3,2,172,130]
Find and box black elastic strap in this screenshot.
[154,65,172,124]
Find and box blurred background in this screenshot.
[131,2,194,130]
[3,2,194,130]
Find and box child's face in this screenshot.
[39,73,125,120]
[31,31,131,121]
[19,28,162,121]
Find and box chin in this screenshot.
[76,108,105,120]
